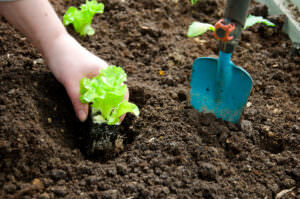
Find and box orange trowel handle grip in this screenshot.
[215,0,250,53]
[214,19,236,42]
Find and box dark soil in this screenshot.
[81,113,121,157]
[286,0,300,23]
[0,0,299,198]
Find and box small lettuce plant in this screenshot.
[190,0,201,5]
[80,66,139,125]
[63,0,104,36]
[187,15,275,38]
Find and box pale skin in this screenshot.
[0,0,129,122]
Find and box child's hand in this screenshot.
[45,34,129,122]
[0,0,129,122]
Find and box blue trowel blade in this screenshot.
[190,55,253,124]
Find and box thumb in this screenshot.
[65,81,89,122]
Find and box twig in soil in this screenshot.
[10,178,43,199]
[10,185,40,199]
[275,187,295,199]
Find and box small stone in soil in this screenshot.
[32,178,44,190]
[85,175,98,185]
[197,162,218,181]
[116,163,128,175]
[106,167,117,177]
[101,189,118,199]
[50,186,68,197]
[39,193,50,199]
[50,169,66,180]
[124,182,137,193]
[292,125,300,134]
[4,183,17,194]
[241,120,253,135]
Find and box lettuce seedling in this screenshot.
[187,22,215,38]
[63,0,104,36]
[190,0,201,5]
[80,66,139,125]
[187,15,275,38]
[244,15,275,29]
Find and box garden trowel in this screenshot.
[190,0,253,124]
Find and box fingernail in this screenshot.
[78,110,87,122]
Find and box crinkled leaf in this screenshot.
[63,0,104,36]
[190,0,201,5]
[100,66,127,86]
[244,15,275,29]
[92,91,124,120]
[80,78,105,103]
[63,7,78,26]
[80,78,94,103]
[80,66,139,125]
[82,0,105,13]
[108,101,140,125]
[187,22,215,38]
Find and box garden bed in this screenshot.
[0,0,299,198]
[256,0,300,43]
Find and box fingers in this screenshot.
[64,58,107,122]
[65,81,88,122]
[62,58,125,123]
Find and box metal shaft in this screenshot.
[224,0,251,26]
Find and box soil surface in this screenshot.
[286,0,300,23]
[0,0,299,198]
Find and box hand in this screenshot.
[0,0,129,122]
[44,33,129,122]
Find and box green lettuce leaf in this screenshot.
[80,66,139,125]
[108,101,140,125]
[190,0,201,5]
[187,15,275,39]
[244,15,275,29]
[187,22,215,38]
[63,0,104,36]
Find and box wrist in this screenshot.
[42,32,88,84]
[41,30,70,59]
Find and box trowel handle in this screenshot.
[224,0,251,27]
[215,0,251,53]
